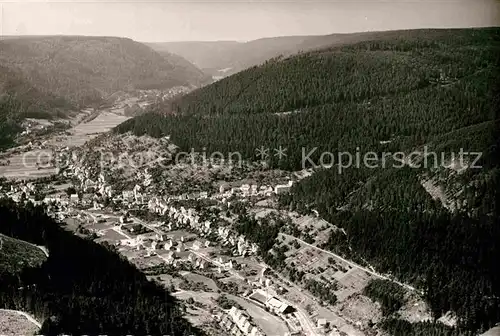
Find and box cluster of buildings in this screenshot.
[122,183,146,204]
[160,86,192,102]
[141,201,262,271]
[0,181,83,223]
[1,182,36,203]
[61,163,155,209]
[218,180,295,199]
[118,228,211,269]
[149,202,260,257]
[215,256,236,271]
[187,252,208,269]
[219,232,259,257]
[146,190,209,203]
[11,182,35,195]
[217,306,263,336]
[61,163,112,199]
[136,168,153,188]
[135,86,192,103]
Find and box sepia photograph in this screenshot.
[0,0,499,335]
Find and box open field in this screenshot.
[272,231,432,333]
[67,112,129,145]
[251,208,335,246]
[147,273,176,287]
[181,272,219,291]
[278,233,370,295]
[289,213,334,246]
[0,149,58,179]
[0,309,40,335]
[174,291,219,327]
[167,229,198,241]
[252,207,277,219]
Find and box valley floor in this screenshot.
[0,111,129,180]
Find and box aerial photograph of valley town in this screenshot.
[0,1,499,336]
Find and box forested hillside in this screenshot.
[0,63,76,149]
[116,27,500,332]
[0,36,205,109]
[147,28,495,76]
[0,199,200,335]
[0,95,23,150]
[155,50,212,86]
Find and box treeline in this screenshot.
[0,70,74,149]
[380,319,474,336]
[160,28,500,116]
[234,213,294,273]
[235,213,282,261]
[0,65,75,119]
[0,199,200,335]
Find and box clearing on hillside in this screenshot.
[0,233,47,273]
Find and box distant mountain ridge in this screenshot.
[147,28,498,76]
[145,40,241,75]
[0,36,208,108]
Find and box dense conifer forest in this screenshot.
[0,199,200,335]
[115,28,500,332]
[116,28,499,170]
[363,279,407,316]
[380,318,472,336]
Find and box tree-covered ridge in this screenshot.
[0,36,204,109]
[0,65,75,119]
[148,27,499,77]
[0,96,23,150]
[0,199,200,335]
[380,318,472,336]
[117,28,499,171]
[289,131,500,331]
[363,279,407,316]
[116,67,498,171]
[158,27,499,116]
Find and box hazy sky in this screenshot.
[1,0,499,42]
